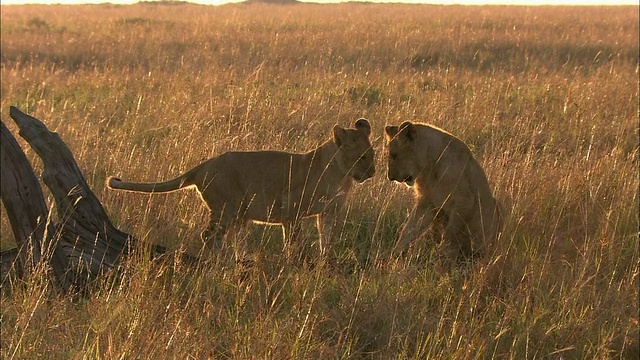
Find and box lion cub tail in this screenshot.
[107,174,192,194]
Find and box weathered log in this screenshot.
[1,120,70,291]
[1,107,194,294]
[0,247,18,289]
[1,121,44,273]
[1,107,136,292]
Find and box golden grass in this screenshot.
[1,2,638,358]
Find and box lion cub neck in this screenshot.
[309,140,354,187]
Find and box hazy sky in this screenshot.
[0,0,638,5]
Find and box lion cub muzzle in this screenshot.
[387,171,414,186]
[401,175,415,186]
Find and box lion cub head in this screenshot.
[384,121,420,186]
[333,118,375,183]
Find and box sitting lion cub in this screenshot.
[384,121,502,260]
[108,118,375,258]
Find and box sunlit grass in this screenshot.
[1,2,638,358]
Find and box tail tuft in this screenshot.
[107,176,122,188]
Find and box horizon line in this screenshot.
[1,0,638,6]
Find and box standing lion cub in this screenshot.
[108,118,375,258]
[384,121,502,260]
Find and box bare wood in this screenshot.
[1,120,70,291]
[3,107,136,292]
[2,107,193,294]
[1,121,45,274]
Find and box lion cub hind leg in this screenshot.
[201,208,248,260]
[441,213,473,260]
[282,221,304,260]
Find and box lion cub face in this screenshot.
[384,122,419,186]
[333,118,375,183]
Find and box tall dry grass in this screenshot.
[1,2,638,358]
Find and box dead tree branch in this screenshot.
[1,107,135,293]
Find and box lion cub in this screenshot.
[108,119,375,258]
[384,121,502,260]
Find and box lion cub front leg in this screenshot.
[316,212,339,259]
[316,193,348,260]
[394,201,436,255]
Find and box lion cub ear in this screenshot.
[384,125,399,141]
[333,124,347,147]
[354,118,371,137]
[398,121,415,141]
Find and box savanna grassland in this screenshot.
[1,2,638,358]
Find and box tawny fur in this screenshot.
[385,121,502,260]
[108,119,375,258]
